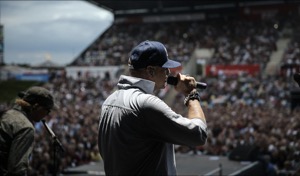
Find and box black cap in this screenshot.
[128,40,181,70]
[18,86,58,109]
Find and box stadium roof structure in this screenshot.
[86,0,298,17]
[71,0,300,66]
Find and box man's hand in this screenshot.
[174,73,197,96]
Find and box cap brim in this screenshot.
[52,103,59,110]
[162,59,181,68]
[18,91,26,98]
[46,102,59,110]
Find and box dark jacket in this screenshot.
[0,106,35,176]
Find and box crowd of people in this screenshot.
[27,74,113,175]
[280,38,300,78]
[1,13,300,175]
[21,67,298,175]
[173,73,300,174]
[71,17,291,68]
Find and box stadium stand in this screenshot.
[1,0,300,175]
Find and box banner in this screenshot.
[205,64,260,76]
[15,73,49,82]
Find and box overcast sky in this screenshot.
[0,1,114,66]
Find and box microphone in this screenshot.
[294,73,300,87]
[41,119,65,153]
[167,76,207,89]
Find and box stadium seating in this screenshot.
[1,4,300,176]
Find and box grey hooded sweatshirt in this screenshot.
[98,75,207,175]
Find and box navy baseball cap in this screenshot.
[128,40,181,69]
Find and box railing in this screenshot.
[204,163,222,176]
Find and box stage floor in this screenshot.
[63,154,252,175]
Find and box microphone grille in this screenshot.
[167,76,178,86]
[294,73,300,82]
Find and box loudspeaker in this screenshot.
[228,145,259,162]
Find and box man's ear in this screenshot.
[147,66,155,77]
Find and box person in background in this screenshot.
[0,86,57,176]
[98,40,208,175]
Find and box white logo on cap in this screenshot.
[163,46,168,57]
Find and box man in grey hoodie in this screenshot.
[98,40,207,175]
